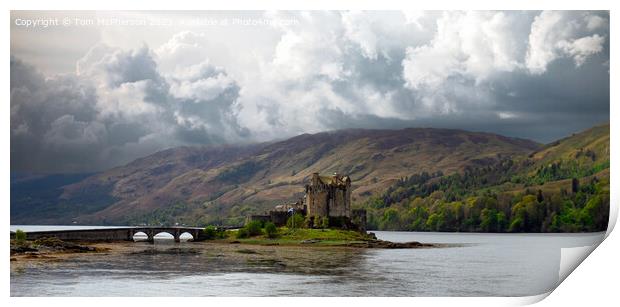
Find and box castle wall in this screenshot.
[329,188,346,217]
[306,173,351,218]
[351,209,367,231]
[318,190,329,216]
[269,211,289,226]
[345,185,351,217]
[307,186,328,217]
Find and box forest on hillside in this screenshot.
[357,157,609,232]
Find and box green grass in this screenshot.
[220,227,374,246]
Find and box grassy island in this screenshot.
[226,227,376,246]
[204,222,434,248]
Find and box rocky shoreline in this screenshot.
[346,239,435,248]
[10,237,109,262]
[229,238,437,248]
[299,231,436,248]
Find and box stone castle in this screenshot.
[305,172,351,218]
[250,172,366,230]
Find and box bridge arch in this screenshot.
[179,232,194,242]
[153,232,175,241]
[132,231,148,242]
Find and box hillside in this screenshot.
[11,127,540,225]
[364,124,610,232]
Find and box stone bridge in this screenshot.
[10,226,218,243]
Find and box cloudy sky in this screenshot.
[11,11,610,173]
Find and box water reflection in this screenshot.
[117,243,366,277]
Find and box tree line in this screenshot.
[358,157,609,233]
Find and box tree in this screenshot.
[425,213,442,231]
[537,189,544,203]
[572,178,580,193]
[15,229,26,243]
[319,216,330,229]
[523,195,544,231]
[581,193,609,231]
[408,204,429,230]
[496,212,507,232]
[508,216,524,232]
[264,222,278,238]
[236,228,249,238]
[203,225,219,240]
[287,213,305,229]
[480,208,498,232]
[509,200,527,232]
[245,220,263,236]
[449,201,464,227]
[368,196,386,209]
[381,208,400,230]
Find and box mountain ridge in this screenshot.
[12,125,577,226]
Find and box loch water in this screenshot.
[10,226,605,297]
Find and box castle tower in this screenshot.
[305,172,351,218]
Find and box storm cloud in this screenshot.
[11,44,247,172]
[10,11,609,173]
